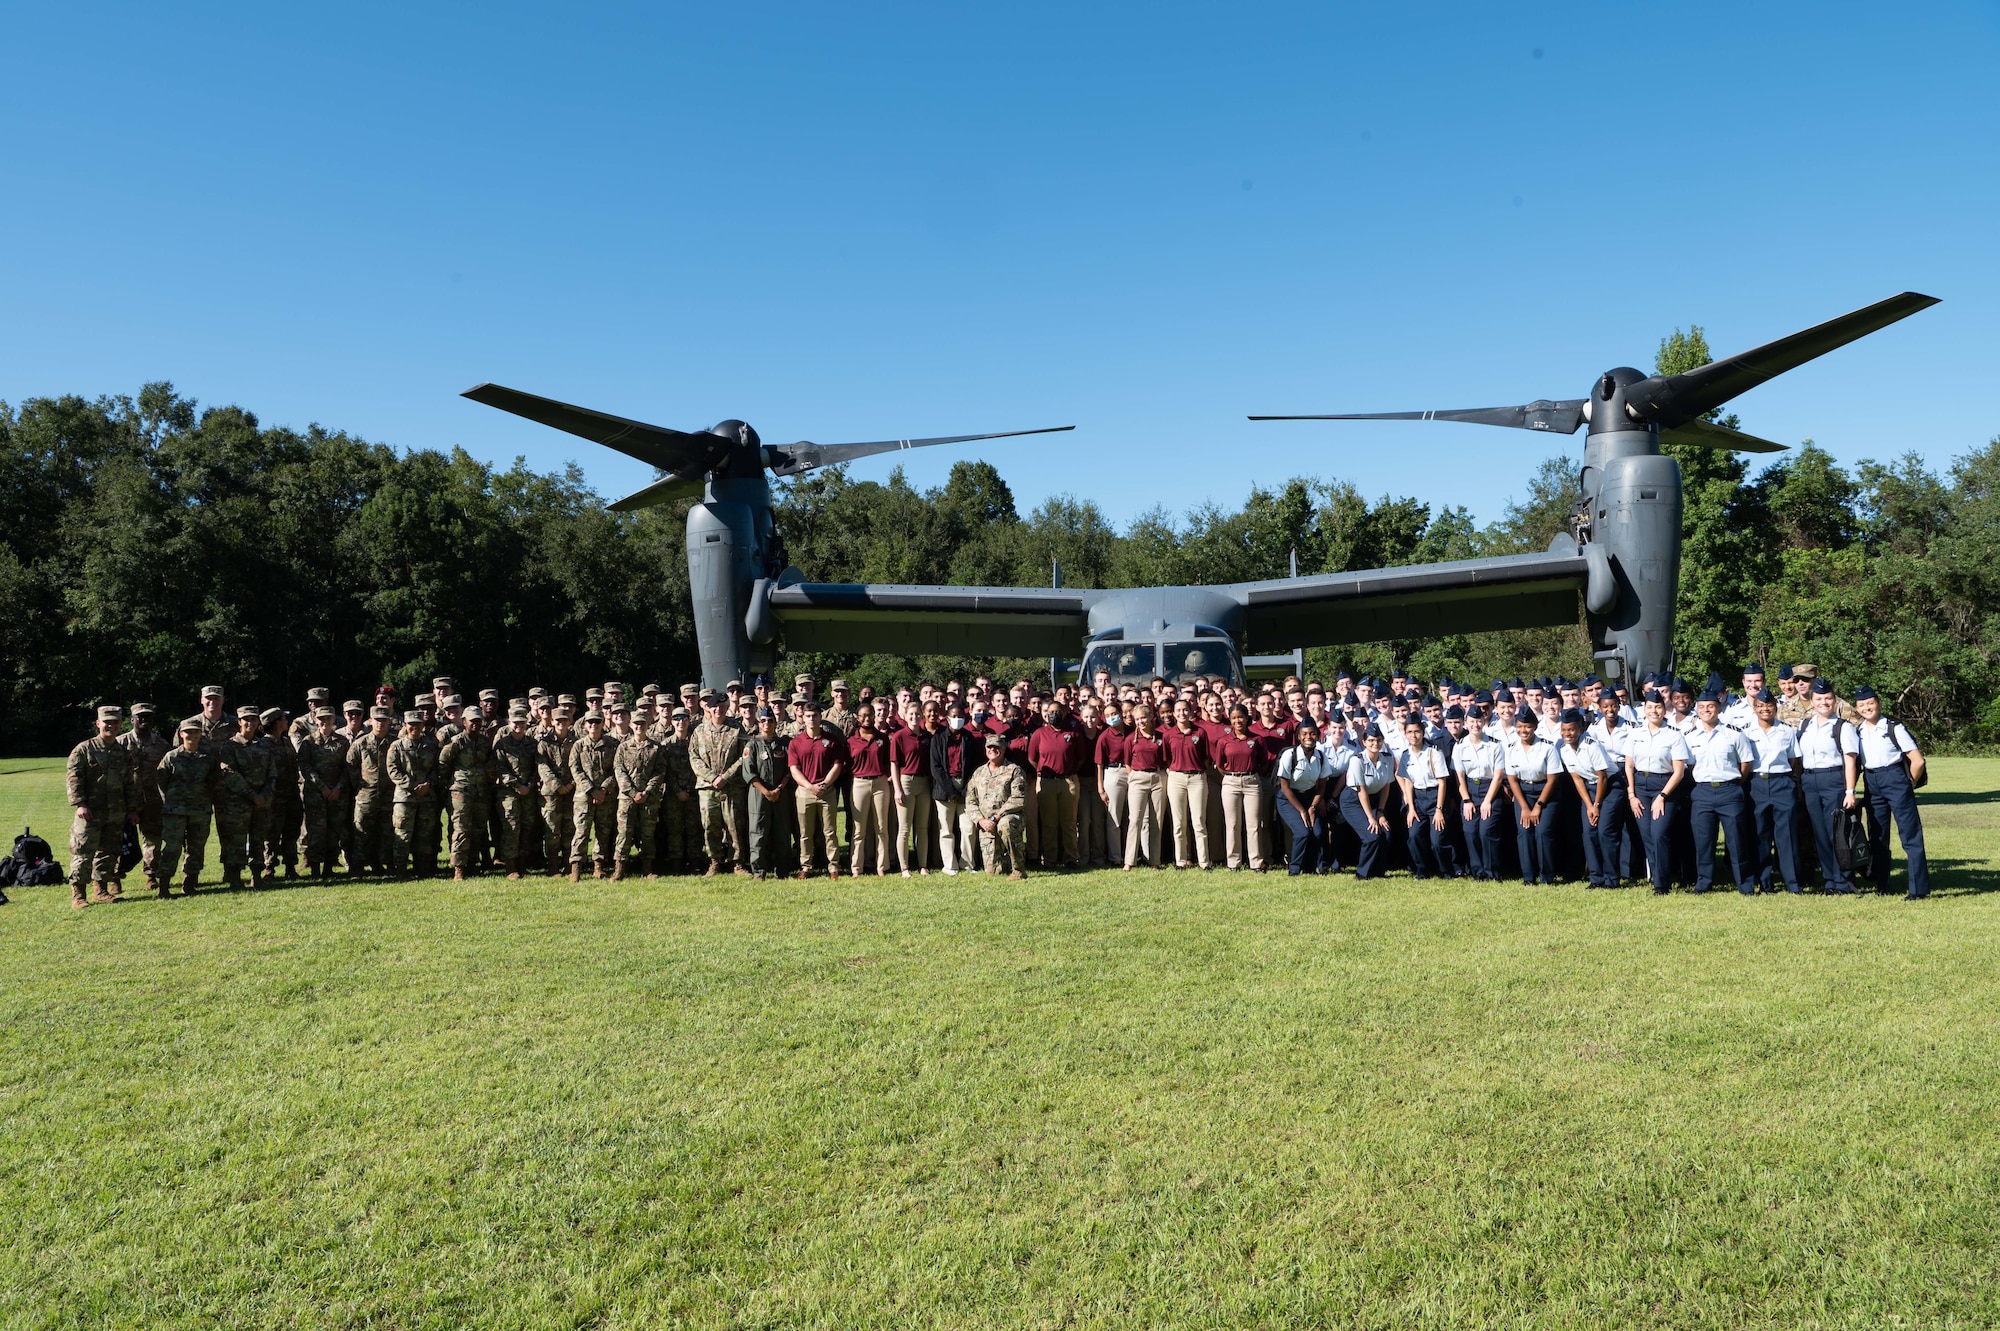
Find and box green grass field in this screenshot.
[4,757,1998,1328]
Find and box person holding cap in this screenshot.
[66,705,140,907]
[965,732,1029,879]
[1853,686,1930,898]
[118,702,171,894]
[156,717,223,896]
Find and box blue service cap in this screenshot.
[1811,678,1834,695]
[1444,705,1465,720]
[1705,671,1726,693]
[1742,662,1765,676]
[1422,694,1440,707]
[1854,685,1879,702]
[1582,673,1601,687]
[1777,664,1794,680]
[1492,688,1513,703]
[1754,688,1776,704]
[1671,677,1691,694]
[1560,708,1586,726]
[1473,689,1493,705]
[1698,689,1722,705]
[1362,723,1383,740]
[1509,677,1526,689]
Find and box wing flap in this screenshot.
[769,583,1091,657]
[1238,551,1590,650]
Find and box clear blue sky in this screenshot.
[4,2,1994,527]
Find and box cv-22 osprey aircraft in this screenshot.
[465,290,1936,692]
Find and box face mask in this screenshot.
[948,717,965,731]
[1107,715,1124,728]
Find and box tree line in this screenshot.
[3,331,1995,753]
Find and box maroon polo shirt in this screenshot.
[1095,726,1131,768]
[847,731,890,779]
[1215,733,1265,775]
[889,726,927,776]
[787,731,844,785]
[1251,718,1296,768]
[1027,722,1079,776]
[1126,730,1168,772]
[1163,726,1208,774]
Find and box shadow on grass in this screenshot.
[1919,789,2000,806]
[1911,857,2000,897]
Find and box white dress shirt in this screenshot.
[1275,744,1337,792]
[1855,717,1919,770]
[1686,723,1754,782]
[1624,724,1693,775]
[1743,721,1802,774]
[1506,738,1562,789]
[1397,745,1449,790]
[1346,752,1398,794]
[1451,734,1506,783]
[1798,714,1860,771]
[1558,737,1609,784]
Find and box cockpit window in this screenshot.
[1160,640,1238,684]
[1079,639,1242,686]
[1082,642,1155,683]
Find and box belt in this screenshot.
[1864,763,1906,774]
[1750,771,1789,779]
[1102,762,1127,769]
[1700,780,1739,787]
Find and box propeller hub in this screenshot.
[709,419,761,448]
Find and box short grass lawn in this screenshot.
[3,757,1998,1328]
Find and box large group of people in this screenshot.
[57,658,1934,909]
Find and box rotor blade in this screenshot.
[461,383,729,475]
[1249,400,1586,435]
[763,425,1075,477]
[1624,292,1939,428]
[606,473,707,512]
[1658,418,1787,454]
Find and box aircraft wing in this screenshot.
[1232,550,1591,651]
[768,583,1093,657]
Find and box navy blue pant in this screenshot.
[1405,787,1448,878]
[1461,778,1504,880]
[1747,773,1803,892]
[1275,792,1328,875]
[1800,767,1854,892]
[1340,787,1390,879]
[1594,777,1630,886]
[1633,774,1674,891]
[1514,784,1560,884]
[1864,763,1929,898]
[1690,780,1755,893]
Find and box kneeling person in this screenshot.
[966,733,1029,879]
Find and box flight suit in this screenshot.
[964,760,1029,876]
[388,733,442,876]
[117,724,171,889]
[66,736,139,901]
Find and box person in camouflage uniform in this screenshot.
[67,706,140,907]
[614,709,667,880]
[347,707,396,876]
[215,707,278,890]
[296,708,351,876]
[181,685,235,754]
[438,706,496,880]
[434,695,463,851]
[289,687,332,745]
[537,706,578,880]
[823,679,859,870]
[118,702,171,893]
[262,707,302,879]
[689,692,750,877]
[388,710,441,877]
[492,705,543,879]
[966,732,1029,879]
[657,706,700,874]
[156,718,222,895]
[569,709,620,878]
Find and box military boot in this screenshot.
[568,862,581,883]
[453,866,466,882]
[224,869,245,891]
[285,861,297,879]
[71,882,89,910]
[182,873,199,895]
[93,881,116,904]
[641,856,656,879]
[612,859,627,882]
[592,862,605,880]
[107,879,124,901]
[155,879,171,900]
[703,859,721,878]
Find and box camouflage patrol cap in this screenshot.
[508,697,528,710]
[260,708,284,726]
[306,687,331,703]
[641,683,660,696]
[830,679,850,692]
[528,687,546,700]
[1793,663,1817,680]
[479,689,501,703]
[131,702,156,717]
[315,707,337,721]
[583,709,604,725]
[671,706,688,720]
[794,673,814,687]
[178,717,203,733]
[201,684,225,700]
[508,706,529,721]
[725,679,744,693]
[403,710,423,724]
[431,675,454,689]
[679,683,699,697]
[461,703,482,719]
[97,704,123,722]
[984,732,1005,750]
[699,689,720,705]
[343,699,364,713]
[557,693,577,706]
[608,701,629,715]
[237,706,260,720]
[585,687,603,702]
[415,692,434,707]
[603,681,622,695]
[554,704,574,719]
[369,706,393,721]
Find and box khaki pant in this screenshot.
[934,796,966,872]
[849,775,893,875]
[1035,773,1080,868]
[894,772,932,872]
[1167,770,1211,867]
[796,786,839,873]
[1100,767,1129,868]
[1220,772,1267,870]
[978,812,1027,875]
[573,791,617,868]
[1124,769,1165,868]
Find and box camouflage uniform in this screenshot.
[215,728,278,884]
[296,730,351,873]
[657,729,701,872]
[156,742,221,891]
[492,727,543,872]
[117,719,171,889]
[66,729,139,900]
[569,730,620,873]
[614,730,668,874]
[689,718,749,868]
[266,724,302,876]
[347,730,395,871]
[537,729,578,875]
[438,728,496,872]
[388,729,442,877]
[965,758,1029,876]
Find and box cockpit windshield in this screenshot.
[1078,638,1242,687]
[1080,641,1155,684]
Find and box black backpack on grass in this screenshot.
[0,826,63,892]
